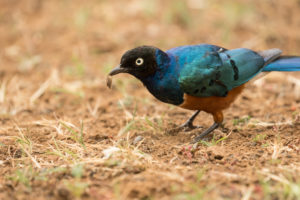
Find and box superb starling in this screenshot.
[108,44,300,143]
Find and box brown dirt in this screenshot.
[0,0,300,199]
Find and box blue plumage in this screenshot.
[263,56,300,71]
[179,47,265,97]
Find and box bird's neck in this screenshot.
[139,52,184,105]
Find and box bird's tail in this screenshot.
[263,56,300,72]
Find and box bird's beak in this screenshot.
[108,65,128,76]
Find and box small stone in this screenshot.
[133,136,143,145]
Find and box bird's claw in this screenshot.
[191,134,206,144]
[166,124,202,135]
[190,122,220,144]
[181,125,202,132]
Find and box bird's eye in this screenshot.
[135,58,144,66]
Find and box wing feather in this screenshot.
[179,48,266,97]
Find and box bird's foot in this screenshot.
[179,122,202,132]
[191,122,220,144]
[166,110,201,136]
[167,123,202,135]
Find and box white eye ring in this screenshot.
[135,58,144,66]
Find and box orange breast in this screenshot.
[179,84,245,114]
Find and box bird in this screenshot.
[108,44,300,143]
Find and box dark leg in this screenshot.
[178,110,201,131]
[191,111,224,143]
[167,110,201,135]
[191,122,220,144]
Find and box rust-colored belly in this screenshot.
[179,84,245,114]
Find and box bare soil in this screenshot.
[0,0,299,199]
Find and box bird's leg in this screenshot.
[191,122,220,143]
[191,111,223,143]
[167,110,201,135]
[178,110,201,131]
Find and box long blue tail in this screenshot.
[263,56,300,71]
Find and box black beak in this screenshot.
[108,65,128,76]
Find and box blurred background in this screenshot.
[1,0,300,75]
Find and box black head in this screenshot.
[109,46,160,79]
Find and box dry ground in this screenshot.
[0,0,300,199]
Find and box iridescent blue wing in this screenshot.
[178,48,267,97]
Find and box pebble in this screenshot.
[133,136,143,145]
